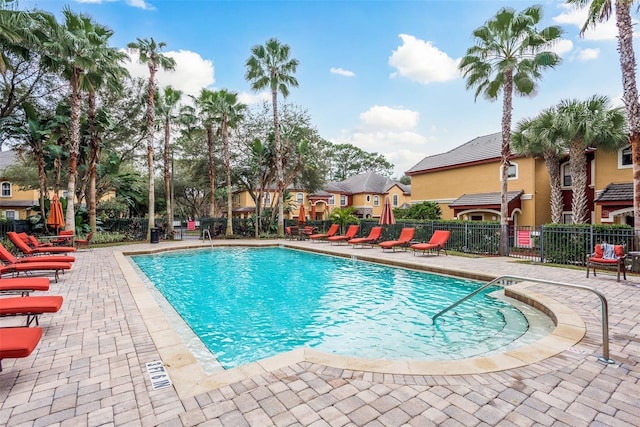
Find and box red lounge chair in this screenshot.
[0,295,63,326]
[0,327,42,371]
[411,230,451,256]
[51,230,74,246]
[299,226,316,240]
[348,226,383,248]
[309,224,340,242]
[586,243,627,282]
[1,261,72,283]
[74,232,93,250]
[0,277,50,296]
[0,243,75,264]
[328,225,360,245]
[379,228,416,252]
[8,232,76,256]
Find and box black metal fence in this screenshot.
[2,217,635,267]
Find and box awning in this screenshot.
[449,190,524,218]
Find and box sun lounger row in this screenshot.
[296,225,451,255]
[0,275,64,371]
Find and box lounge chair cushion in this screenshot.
[0,327,42,359]
[0,295,64,316]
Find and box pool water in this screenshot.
[132,247,548,369]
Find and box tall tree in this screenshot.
[567,0,640,235]
[40,8,113,232]
[211,89,246,236]
[85,37,128,233]
[245,38,299,236]
[512,109,565,223]
[459,5,562,255]
[192,88,219,218]
[554,95,627,223]
[156,86,182,237]
[127,37,175,239]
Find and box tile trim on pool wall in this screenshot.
[115,244,586,399]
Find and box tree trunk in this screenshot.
[544,154,563,224]
[499,69,514,256]
[569,140,588,224]
[224,119,233,236]
[66,69,81,233]
[272,88,284,236]
[207,125,216,218]
[146,63,157,240]
[615,1,640,246]
[36,147,47,231]
[164,117,173,237]
[88,90,98,234]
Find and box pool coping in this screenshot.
[115,241,586,399]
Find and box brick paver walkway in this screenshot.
[1,240,639,426]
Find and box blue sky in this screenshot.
[21,0,627,177]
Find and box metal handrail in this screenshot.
[432,275,614,364]
[202,228,213,247]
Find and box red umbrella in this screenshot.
[379,196,396,225]
[47,194,65,233]
[298,205,306,224]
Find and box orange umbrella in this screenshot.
[47,194,65,233]
[298,205,306,224]
[379,196,396,225]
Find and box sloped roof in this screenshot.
[324,172,409,195]
[595,183,633,202]
[449,190,524,207]
[406,132,502,175]
[0,150,17,172]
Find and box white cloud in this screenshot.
[126,0,155,9]
[360,105,419,130]
[330,105,431,176]
[554,4,618,40]
[330,67,355,77]
[549,39,573,57]
[388,34,460,84]
[124,49,214,97]
[238,91,271,105]
[578,47,600,61]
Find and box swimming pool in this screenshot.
[132,247,553,370]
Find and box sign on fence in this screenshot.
[517,230,532,248]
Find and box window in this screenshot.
[562,212,573,224]
[296,192,304,204]
[392,194,398,206]
[507,163,517,179]
[328,195,335,205]
[366,195,371,203]
[373,196,379,206]
[1,182,10,197]
[619,145,632,168]
[340,195,347,206]
[470,214,483,221]
[4,210,15,220]
[264,192,271,204]
[561,163,571,188]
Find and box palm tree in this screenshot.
[40,8,112,232]
[554,95,627,223]
[459,5,562,255]
[127,37,176,239]
[211,89,246,236]
[567,0,640,234]
[245,38,299,237]
[512,109,565,223]
[192,88,218,218]
[156,86,183,238]
[85,39,129,233]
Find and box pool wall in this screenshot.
[117,241,585,399]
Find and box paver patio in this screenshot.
[1,239,639,426]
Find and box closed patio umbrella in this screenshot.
[47,194,65,234]
[379,196,396,225]
[298,205,306,224]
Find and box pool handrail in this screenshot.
[202,229,213,247]
[431,275,614,364]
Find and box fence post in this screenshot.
[540,225,544,263]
